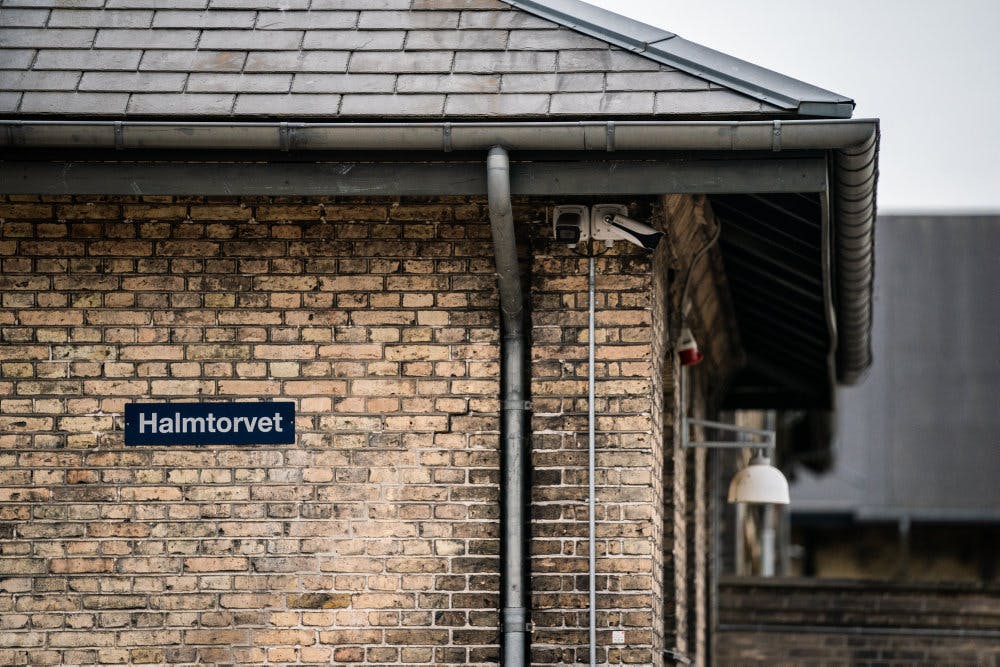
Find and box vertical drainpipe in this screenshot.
[486,146,530,666]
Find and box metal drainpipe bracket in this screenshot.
[682,416,776,451]
[663,648,693,665]
[278,123,291,152]
[443,123,453,152]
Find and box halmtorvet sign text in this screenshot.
[124,402,295,446]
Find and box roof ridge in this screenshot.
[501,0,855,118]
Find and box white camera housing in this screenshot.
[552,205,589,247]
[591,204,664,251]
[552,204,664,251]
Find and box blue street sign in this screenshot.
[125,402,295,446]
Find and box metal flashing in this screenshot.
[503,0,855,118]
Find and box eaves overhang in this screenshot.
[0,117,878,394]
[502,0,856,118]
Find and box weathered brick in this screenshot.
[0,194,691,664]
[183,557,249,573]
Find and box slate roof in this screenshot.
[0,0,804,119]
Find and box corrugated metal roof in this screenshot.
[791,215,1000,520]
[716,192,834,409]
[0,0,818,119]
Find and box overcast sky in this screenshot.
[587,0,1000,214]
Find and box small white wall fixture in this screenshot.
[681,417,790,505]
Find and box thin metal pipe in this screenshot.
[587,254,597,666]
[487,145,530,667]
[674,218,722,340]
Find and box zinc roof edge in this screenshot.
[502,0,855,118]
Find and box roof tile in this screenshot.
[397,73,499,94]
[0,1,799,120]
[606,71,707,92]
[208,0,306,8]
[0,9,51,27]
[107,0,207,8]
[500,72,603,93]
[654,89,776,114]
[457,9,553,29]
[508,27,608,51]
[557,49,663,72]
[348,51,453,73]
[301,30,405,51]
[444,92,548,116]
[0,28,96,48]
[140,49,245,72]
[199,30,303,51]
[35,48,141,71]
[404,29,509,51]
[95,28,199,49]
[128,92,234,115]
[310,0,409,8]
[340,93,444,116]
[549,91,654,115]
[291,73,396,94]
[410,0,507,9]
[235,93,340,117]
[21,91,129,114]
[187,73,293,93]
[80,71,187,92]
[0,70,81,91]
[257,11,359,30]
[49,9,154,28]
[453,50,555,73]
[0,49,37,70]
[357,10,459,30]
[234,92,340,116]
[152,10,257,29]
[0,91,21,111]
[245,51,349,73]
[3,0,103,6]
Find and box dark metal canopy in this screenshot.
[714,193,835,409]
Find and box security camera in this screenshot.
[552,205,590,247]
[591,204,664,251]
[602,213,665,250]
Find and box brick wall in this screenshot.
[0,194,705,666]
[660,194,740,667]
[527,201,664,665]
[716,577,1000,666]
[0,196,502,665]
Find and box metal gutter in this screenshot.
[501,0,855,118]
[0,119,874,152]
[487,146,531,667]
[0,118,878,383]
[832,126,878,382]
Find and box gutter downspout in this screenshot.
[487,146,530,666]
